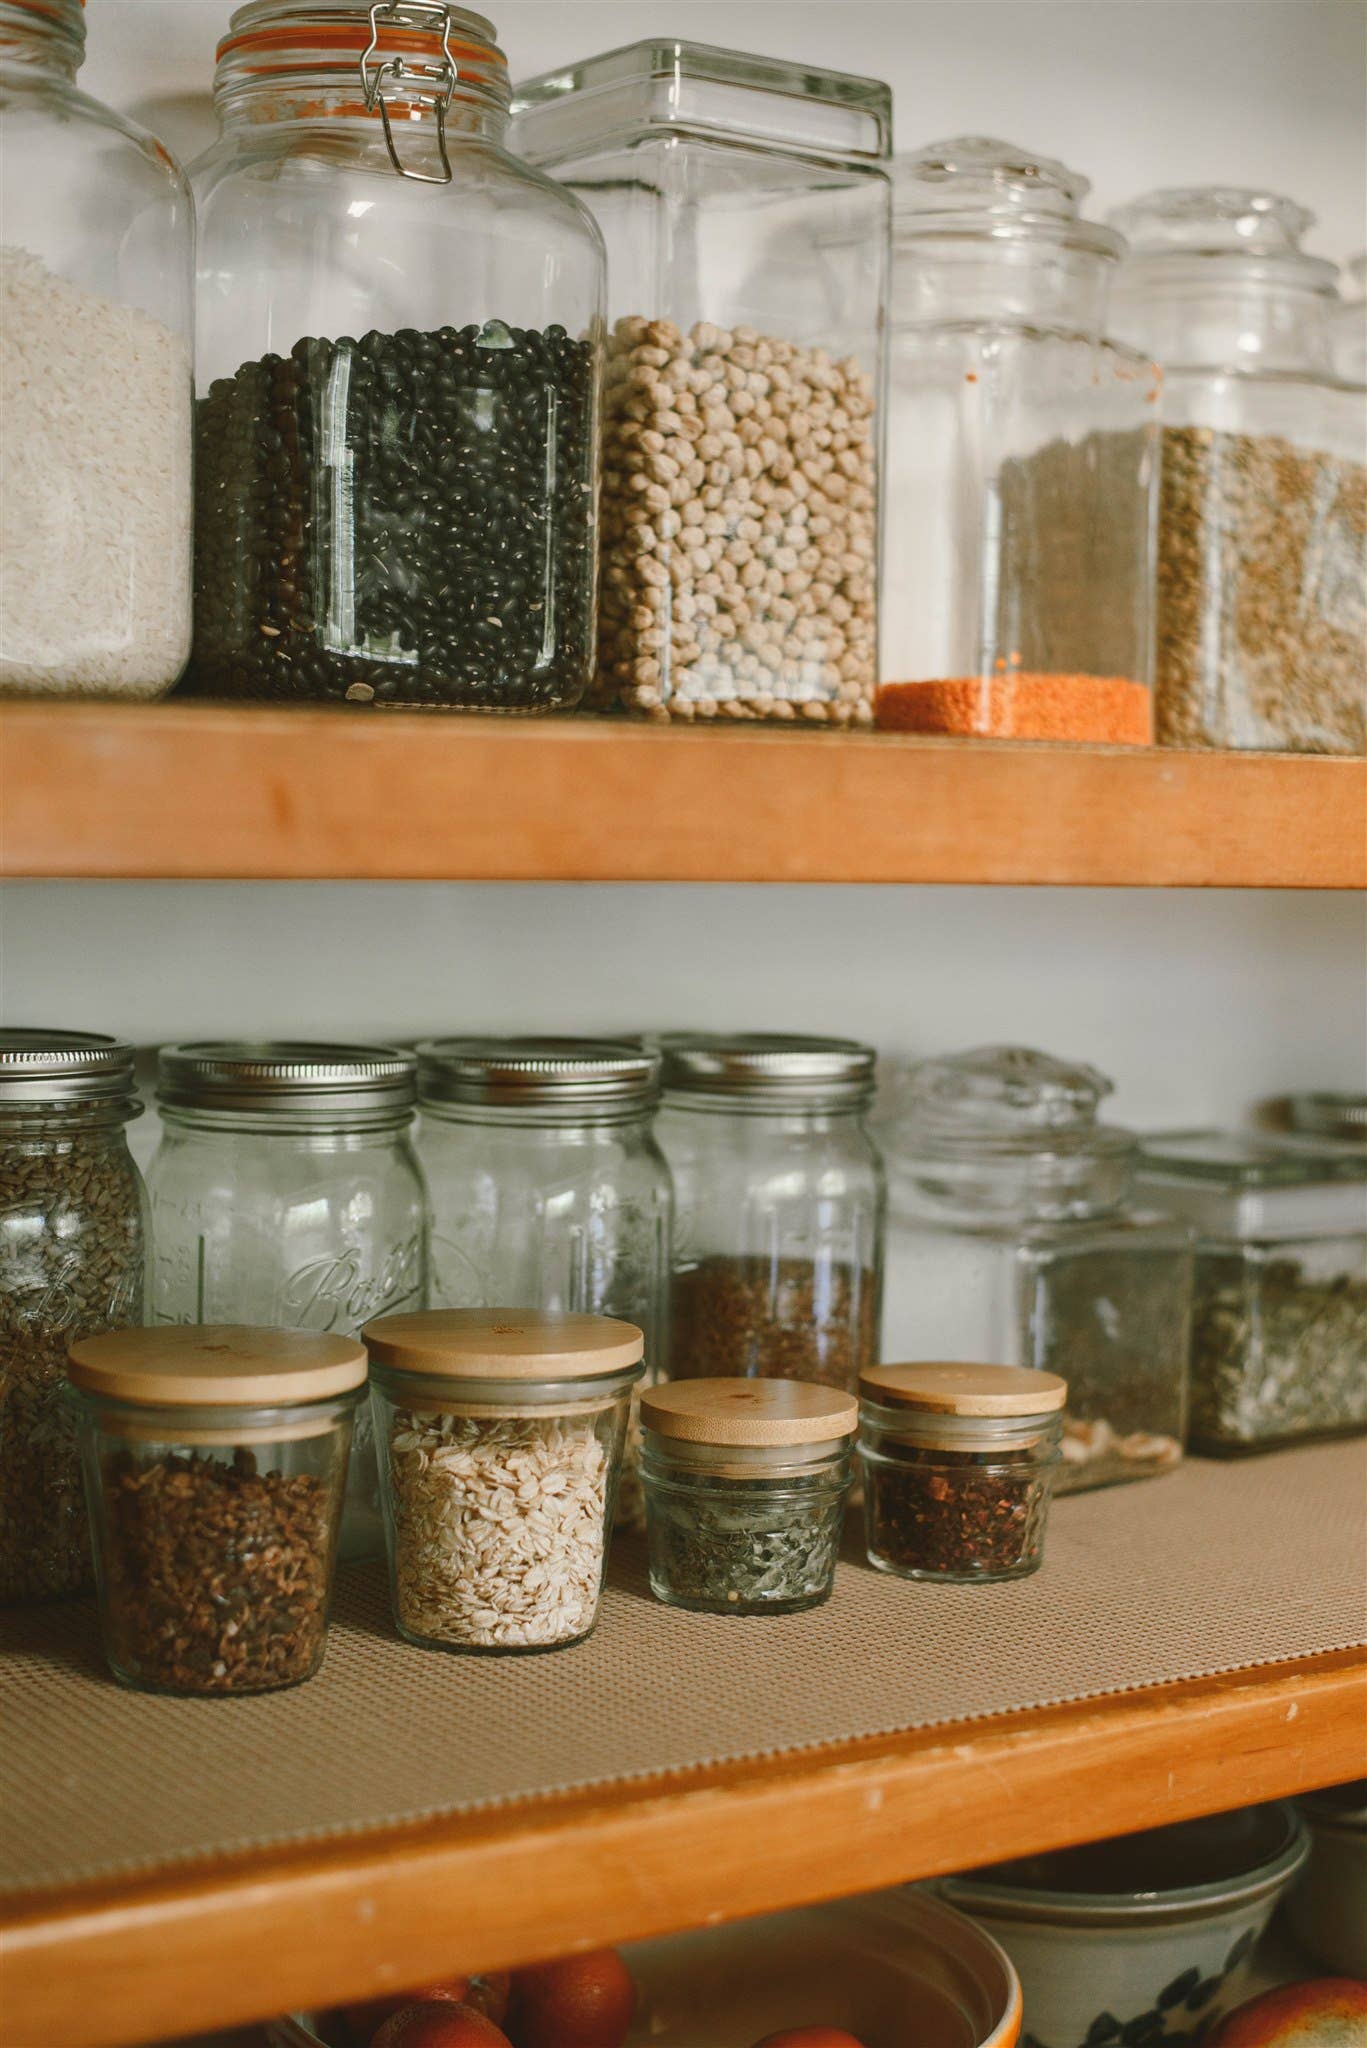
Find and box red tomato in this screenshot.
[339,1975,510,2043]
[370,2001,513,2048]
[507,1948,636,2048]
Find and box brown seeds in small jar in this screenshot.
[669,1254,878,1392]
[864,1445,1054,1582]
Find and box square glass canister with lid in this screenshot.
[511,41,891,726]
[1137,1132,1367,1454]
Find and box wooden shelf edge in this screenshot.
[3,1648,1363,2047]
[1,703,1363,886]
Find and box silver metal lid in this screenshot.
[418,1038,659,1110]
[0,1030,138,1107]
[661,1033,876,1107]
[1286,1093,1367,1143]
[157,1041,417,1118]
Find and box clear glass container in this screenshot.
[1137,1131,1367,1454]
[658,1035,884,1393]
[859,1362,1065,1583]
[416,1038,671,1529]
[364,1308,643,1653]
[512,41,891,727]
[68,1324,363,1695]
[1109,188,1365,754]
[0,0,193,698]
[0,1032,147,1602]
[1333,253,1366,383]
[881,1046,1191,1492]
[186,0,604,710]
[880,138,1157,743]
[147,1042,427,1559]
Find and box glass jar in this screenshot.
[859,1361,1065,1583]
[68,1324,363,1695]
[1137,1132,1367,1454]
[1109,189,1365,754]
[0,0,193,698]
[1285,1094,1367,1147]
[417,1038,671,1529]
[640,1377,855,1615]
[0,1031,147,1602]
[364,1308,643,1653]
[186,0,604,711]
[881,1046,1191,1492]
[1333,254,1366,383]
[879,138,1157,743]
[658,1035,884,1393]
[511,41,890,727]
[147,1041,427,1559]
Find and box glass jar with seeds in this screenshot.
[67,1325,364,1695]
[364,1308,643,1654]
[186,1,604,711]
[859,1362,1066,1584]
[881,1047,1191,1493]
[657,1036,884,1396]
[1137,1132,1367,1455]
[1109,189,1365,755]
[511,42,890,727]
[640,1377,855,1615]
[0,1031,147,1603]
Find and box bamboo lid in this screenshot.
[860,1361,1067,1416]
[641,1377,858,1446]
[363,1308,645,1380]
[66,1325,367,1406]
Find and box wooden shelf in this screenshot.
[1,702,1363,886]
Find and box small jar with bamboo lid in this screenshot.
[66,1324,366,1695]
[639,1377,857,1615]
[362,1308,644,1654]
[859,1362,1067,1583]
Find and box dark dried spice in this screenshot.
[669,1255,878,1391]
[865,1445,1053,1581]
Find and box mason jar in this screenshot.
[147,1042,427,1558]
[0,1031,147,1601]
[658,1035,884,1392]
[881,1046,1191,1493]
[0,0,193,697]
[186,0,605,710]
[417,1038,671,1529]
[68,1324,363,1695]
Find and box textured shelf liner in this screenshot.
[3,1441,1364,1898]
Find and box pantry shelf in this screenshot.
[1,702,1363,886]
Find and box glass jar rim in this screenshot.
[661,1033,876,1111]
[893,136,1122,262]
[158,1041,417,1121]
[0,1028,138,1109]
[215,0,510,112]
[418,1036,659,1112]
[0,0,85,65]
[859,1400,1063,1454]
[1109,187,1338,297]
[70,1388,360,1446]
[641,1428,851,1481]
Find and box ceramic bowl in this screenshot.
[1285,1779,1367,1976]
[937,1803,1309,2048]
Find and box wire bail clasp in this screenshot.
[360,0,458,185]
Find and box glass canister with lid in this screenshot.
[658,1034,884,1393]
[1333,254,1366,384]
[186,0,604,710]
[879,138,1157,744]
[0,1031,148,1601]
[512,41,890,727]
[0,0,193,698]
[880,1046,1191,1492]
[146,1041,428,1557]
[1109,189,1365,754]
[1137,1132,1367,1454]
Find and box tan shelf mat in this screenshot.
[3,1440,1364,1897]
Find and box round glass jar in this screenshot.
[640,1377,855,1615]
[0,0,193,698]
[859,1361,1066,1584]
[0,1031,147,1602]
[186,0,604,711]
[880,138,1157,743]
[147,1042,427,1559]
[67,1324,365,1695]
[1333,253,1366,384]
[658,1035,884,1393]
[364,1307,643,1653]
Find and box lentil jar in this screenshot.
[658,1036,884,1394]
[68,1325,363,1694]
[859,1361,1066,1584]
[364,1308,643,1653]
[640,1377,855,1615]
[512,42,890,726]
[0,1032,147,1602]
[186,1,604,710]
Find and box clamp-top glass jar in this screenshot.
[187,1,604,710]
[879,139,1157,744]
[0,0,193,698]
[1109,189,1365,754]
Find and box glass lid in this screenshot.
[1108,187,1338,294]
[1139,1129,1367,1187]
[893,135,1121,258]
